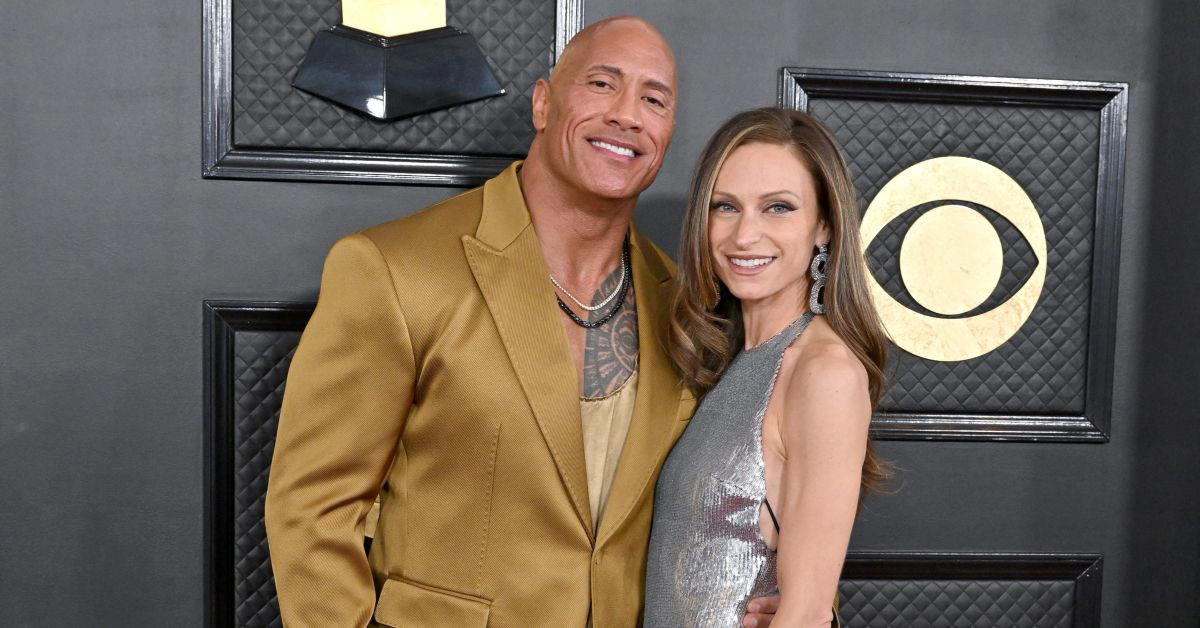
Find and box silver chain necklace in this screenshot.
[549,253,627,312]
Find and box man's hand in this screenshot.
[742,594,780,627]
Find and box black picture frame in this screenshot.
[779,68,1128,443]
[203,300,313,628]
[202,0,584,186]
[841,551,1103,627]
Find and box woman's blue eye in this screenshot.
[767,203,795,213]
[711,202,737,213]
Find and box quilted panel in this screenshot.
[808,99,1098,414]
[231,0,555,155]
[838,579,1075,628]
[232,329,299,627]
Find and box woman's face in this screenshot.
[708,141,830,309]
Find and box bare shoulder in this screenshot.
[786,320,867,394]
[775,318,871,437]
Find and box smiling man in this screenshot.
[264,16,763,627]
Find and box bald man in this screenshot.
[265,17,778,626]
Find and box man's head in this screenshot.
[526,16,677,204]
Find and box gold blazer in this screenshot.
[265,162,695,627]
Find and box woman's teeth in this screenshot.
[591,140,635,157]
[730,257,773,268]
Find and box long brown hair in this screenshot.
[669,107,891,495]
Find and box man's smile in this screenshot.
[588,137,641,159]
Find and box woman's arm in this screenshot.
[771,343,871,626]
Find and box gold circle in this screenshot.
[860,156,1047,362]
[900,204,1003,316]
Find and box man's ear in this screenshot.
[531,78,550,132]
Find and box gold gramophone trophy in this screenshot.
[292,0,505,120]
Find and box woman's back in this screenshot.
[644,313,813,627]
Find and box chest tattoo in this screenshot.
[582,265,639,399]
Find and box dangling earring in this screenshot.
[809,242,829,315]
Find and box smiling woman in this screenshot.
[707,142,831,309]
[645,108,892,628]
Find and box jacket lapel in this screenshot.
[462,163,594,536]
[596,228,690,546]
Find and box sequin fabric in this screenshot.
[644,313,814,627]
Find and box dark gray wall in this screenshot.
[0,0,1195,625]
[1126,0,1200,620]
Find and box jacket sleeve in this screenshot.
[265,232,416,627]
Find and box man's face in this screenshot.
[531,21,676,203]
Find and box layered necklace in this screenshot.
[550,238,631,329]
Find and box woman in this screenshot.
[644,108,890,627]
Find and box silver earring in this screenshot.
[809,242,829,314]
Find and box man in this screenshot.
[266,16,778,627]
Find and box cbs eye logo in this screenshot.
[859,156,1047,362]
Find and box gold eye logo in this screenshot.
[860,156,1048,362]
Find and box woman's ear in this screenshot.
[815,219,832,248]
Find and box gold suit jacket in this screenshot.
[265,162,695,627]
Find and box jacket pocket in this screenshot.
[374,575,491,627]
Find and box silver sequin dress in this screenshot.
[644,313,814,627]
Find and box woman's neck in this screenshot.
[739,282,810,349]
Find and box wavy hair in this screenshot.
[668,107,891,495]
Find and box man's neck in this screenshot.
[518,159,635,284]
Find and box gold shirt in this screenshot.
[580,368,639,532]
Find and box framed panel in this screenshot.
[204,300,313,628]
[780,68,1127,442]
[202,0,584,186]
[839,552,1103,627]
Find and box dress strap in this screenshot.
[779,310,815,348]
[752,311,814,355]
[764,498,780,533]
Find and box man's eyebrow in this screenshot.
[645,78,675,98]
[587,64,675,98]
[587,64,625,78]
